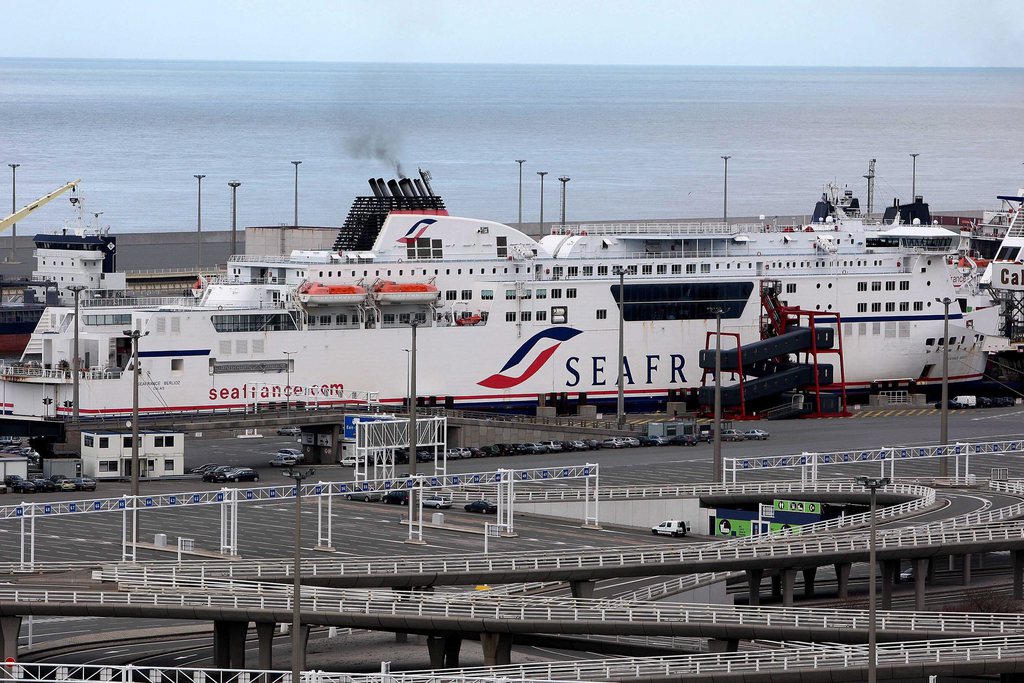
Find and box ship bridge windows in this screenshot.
[686,264,696,274]
[496,236,508,258]
[568,266,579,277]
[583,266,594,276]
[700,264,710,273]
[85,314,131,326]
[610,281,753,321]
[597,265,608,276]
[211,313,298,333]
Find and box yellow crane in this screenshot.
[0,179,81,234]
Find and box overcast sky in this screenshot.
[4,0,1022,67]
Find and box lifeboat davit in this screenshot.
[374,280,440,304]
[298,282,367,305]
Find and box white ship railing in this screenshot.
[80,296,199,308]
[0,364,114,381]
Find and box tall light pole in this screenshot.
[122,329,149,496]
[558,176,570,228]
[228,181,241,257]
[711,307,724,482]
[407,322,422,543]
[67,285,87,425]
[910,153,920,201]
[721,156,731,224]
[537,171,548,235]
[613,266,626,429]
[283,350,294,414]
[936,297,952,478]
[291,161,302,228]
[856,475,890,683]
[194,174,205,269]
[515,160,526,229]
[283,466,315,683]
[8,163,19,262]
[401,348,411,407]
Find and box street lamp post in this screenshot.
[401,348,411,407]
[8,163,19,262]
[711,307,724,482]
[67,285,87,425]
[936,297,952,477]
[122,329,149,497]
[537,172,548,235]
[194,174,205,269]
[910,153,920,201]
[558,176,570,228]
[406,322,424,543]
[515,160,526,230]
[228,181,241,257]
[283,350,294,414]
[856,475,891,683]
[283,466,315,683]
[613,266,626,429]
[291,161,302,228]
[721,156,731,224]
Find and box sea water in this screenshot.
[1,59,1022,234]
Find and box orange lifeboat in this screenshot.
[298,282,367,305]
[455,314,483,326]
[373,280,440,304]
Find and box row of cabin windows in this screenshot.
[97,459,176,473]
[925,336,972,346]
[857,281,912,292]
[381,313,429,326]
[320,267,524,278]
[856,301,928,313]
[505,307,567,324]
[843,321,912,338]
[309,314,356,326]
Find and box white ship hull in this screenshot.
[0,203,995,420]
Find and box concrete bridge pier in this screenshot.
[834,563,851,600]
[880,560,898,610]
[913,558,929,610]
[213,620,249,669]
[570,580,595,599]
[801,567,817,598]
[426,636,463,668]
[1013,550,1024,600]
[927,556,937,584]
[0,616,21,661]
[746,568,764,606]
[962,553,973,585]
[256,622,276,669]
[771,574,782,600]
[480,633,512,666]
[781,568,797,607]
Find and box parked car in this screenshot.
[220,467,259,483]
[70,477,97,491]
[31,477,56,493]
[464,500,498,514]
[569,440,590,451]
[4,476,35,494]
[0,436,21,446]
[720,429,746,442]
[269,448,304,467]
[651,520,690,537]
[540,441,563,453]
[383,490,410,506]
[601,437,628,449]
[345,489,382,502]
[622,437,641,448]
[585,439,603,450]
[276,426,301,436]
[447,447,471,460]
[670,434,699,447]
[743,429,770,441]
[58,479,78,492]
[422,493,453,509]
[467,447,487,458]
[640,435,672,446]
[190,463,223,475]
[203,465,235,482]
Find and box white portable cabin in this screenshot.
[80,430,185,480]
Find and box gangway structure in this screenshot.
[698,281,848,418]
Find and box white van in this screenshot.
[269,448,304,467]
[953,395,977,408]
[651,520,690,537]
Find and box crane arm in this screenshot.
[0,179,82,234]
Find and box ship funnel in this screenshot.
[387,179,403,198]
[413,178,427,196]
[399,177,417,197]
[375,178,391,197]
[368,178,383,198]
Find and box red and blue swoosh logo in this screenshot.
[478,327,582,389]
[396,218,438,244]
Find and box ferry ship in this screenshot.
[0,176,993,420]
[0,183,126,357]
